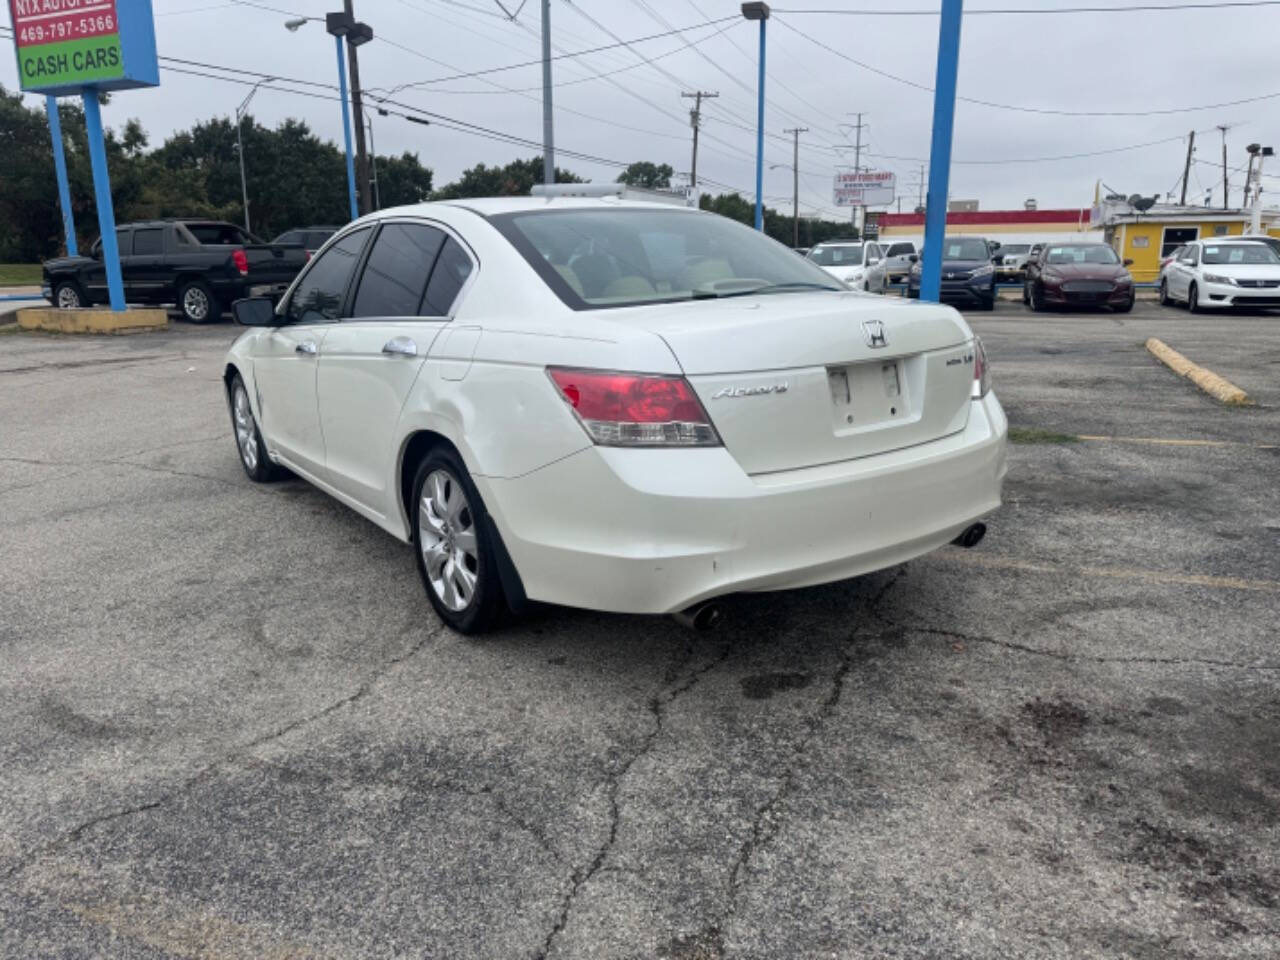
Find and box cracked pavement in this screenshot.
[1,304,1278,958]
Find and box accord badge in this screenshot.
[711,383,789,399]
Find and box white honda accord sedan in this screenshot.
[224,193,1007,632]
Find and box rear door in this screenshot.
[316,221,472,512]
[252,226,372,477]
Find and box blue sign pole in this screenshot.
[45,96,77,257]
[753,17,767,231]
[335,35,359,222]
[80,91,125,312]
[920,0,964,303]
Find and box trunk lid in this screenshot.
[614,291,976,475]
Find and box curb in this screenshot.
[1145,338,1252,406]
[16,306,168,335]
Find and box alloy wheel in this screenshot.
[56,285,81,309]
[184,286,210,321]
[419,469,480,612]
[232,383,259,471]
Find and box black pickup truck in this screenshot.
[42,219,310,323]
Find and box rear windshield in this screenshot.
[807,244,863,266]
[491,208,842,310]
[1201,244,1280,265]
[943,238,990,260]
[1045,244,1121,265]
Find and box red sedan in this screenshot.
[1023,243,1136,312]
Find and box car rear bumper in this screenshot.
[478,393,1008,614]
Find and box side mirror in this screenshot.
[907,254,919,263]
[1123,258,1134,267]
[232,297,278,326]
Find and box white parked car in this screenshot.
[994,243,1033,281]
[1159,238,1280,311]
[881,241,917,283]
[225,195,1007,633]
[806,241,889,293]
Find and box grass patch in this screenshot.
[1009,426,1080,445]
[0,264,42,287]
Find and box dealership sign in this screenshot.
[834,170,896,207]
[9,0,158,95]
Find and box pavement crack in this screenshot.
[906,624,1280,671]
[535,640,732,960]
[0,622,442,886]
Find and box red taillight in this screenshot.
[972,337,990,399]
[232,248,249,276]
[547,368,720,447]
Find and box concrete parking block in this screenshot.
[16,306,169,335]
[1145,337,1252,406]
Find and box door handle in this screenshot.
[295,340,318,356]
[382,336,418,357]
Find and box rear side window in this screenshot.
[132,228,163,255]
[185,223,249,246]
[352,222,446,318]
[422,237,474,316]
[115,229,132,255]
[285,227,371,324]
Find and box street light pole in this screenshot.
[742,3,770,232]
[333,33,359,220]
[235,77,272,235]
[343,0,372,215]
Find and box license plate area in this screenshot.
[827,358,912,432]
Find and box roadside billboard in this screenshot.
[834,171,896,207]
[9,0,158,96]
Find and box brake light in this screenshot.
[547,368,720,446]
[972,337,991,399]
[232,248,249,276]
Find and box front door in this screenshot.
[252,225,373,478]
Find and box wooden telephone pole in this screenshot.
[784,127,808,248]
[681,91,719,189]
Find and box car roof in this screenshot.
[1194,237,1270,244]
[422,197,700,216]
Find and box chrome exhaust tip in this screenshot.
[672,600,726,632]
[951,522,987,549]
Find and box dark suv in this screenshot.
[907,236,998,310]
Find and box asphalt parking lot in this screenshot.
[1,300,1277,959]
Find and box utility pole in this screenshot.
[915,164,926,212]
[343,0,372,215]
[681,90,719,189]
[541,0,554,184]
[366,115,380,211]
[1243,150,1256,208]
[784,126,808,248]
[1179,130,1195,206]
[1218,125,1230,211]
[844,112,869,235]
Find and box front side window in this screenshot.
[1201,243,1280,265]
[808,244,863,267]
[132,228,163,255]
[284,227,371,324]
[352,222,446,318]
[886,242,914,256]
[114,230,132,255]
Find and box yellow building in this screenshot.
[1096,204,1280,283]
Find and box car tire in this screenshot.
[1022,282,1030,305]
[1188,282,1201,313]
[1115,293,1135,314]
[1158,278,1171,306]
[228,373,285,482]
[53,280,86,310]
[411,447,506,634]
[980,297,996,312]
[1029,284,1044,312]
[178,279,219,324]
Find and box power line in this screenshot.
[771,1,1280,14]
[774,16,1280,118]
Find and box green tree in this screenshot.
[434,156,582,199]
[616,161,673,190]
[376,151,434,208]
[698,191,852,248]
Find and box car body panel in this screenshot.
[225,199,1007,615]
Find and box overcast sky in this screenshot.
[5,0,1279,218]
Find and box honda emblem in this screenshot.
[862,319,888,349]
